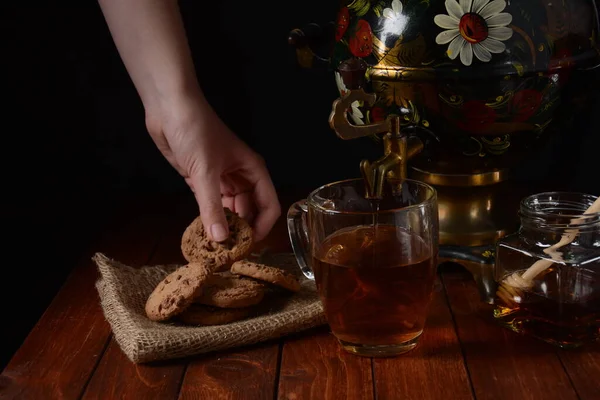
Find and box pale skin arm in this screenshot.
[97,0,200,116]
[98,0,281,242]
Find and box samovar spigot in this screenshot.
[329,89,424,199]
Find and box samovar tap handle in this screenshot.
[328,89,392,140]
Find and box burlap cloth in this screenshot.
[93,252,326,364]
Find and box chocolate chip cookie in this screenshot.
[181,208,253,269]
[178,304,253,326]
[145,262,213,322]
[230,260,301,293]
[194,273,265,308]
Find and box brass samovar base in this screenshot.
[410,169,538,304]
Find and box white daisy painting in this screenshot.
[434,0,513,66]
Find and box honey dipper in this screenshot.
[496,195,600,307]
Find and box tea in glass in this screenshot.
[288,178,438,356]
[313,225,436,347]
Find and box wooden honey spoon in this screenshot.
[496,195,600,307]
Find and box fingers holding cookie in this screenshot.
[181,208,253,270]
[146,207,302,328]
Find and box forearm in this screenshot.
[98,0,205,114]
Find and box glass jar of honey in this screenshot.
[493,192,600,348]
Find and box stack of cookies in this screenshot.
[144,208,301,326]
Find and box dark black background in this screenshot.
[1,1,598,369]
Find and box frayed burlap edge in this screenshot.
[93,252,326,364]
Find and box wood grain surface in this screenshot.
[442,270,579,400]
[81,198,194,400]
[1,193,597,400]
[372,278,473,400]
[0,198,170,399]
[180,342,280,400]
[278,328,374,400]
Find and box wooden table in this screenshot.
[1,193,598,400]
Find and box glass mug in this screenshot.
[287,178,439,356]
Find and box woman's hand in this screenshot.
[98,0,281,242]
[146,95,281,243]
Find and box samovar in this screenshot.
[289,0,600,302]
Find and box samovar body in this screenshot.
[290,0,600,301]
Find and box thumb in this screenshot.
[191,171,229,242]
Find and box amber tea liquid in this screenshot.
[312,224,436,347]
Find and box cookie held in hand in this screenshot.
[178,304,253,326]
[181,208,253,269]
[231,260,301,293]
[145,262,213,322]
[194,273,265,308]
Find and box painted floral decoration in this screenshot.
[382,0,406,33]
[336,7,350,41]
[509,89,543,122]
[434,0,513,66]
[349,19,374,57]
[455,100,496,133]
[322,0,597,160]
[335,72,365,125]
[369,106,386,123]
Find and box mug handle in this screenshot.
[287,200,314,280]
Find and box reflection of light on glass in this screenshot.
[438,203,448,220]
[322,200,335,210]
[486,199,492,211]
[540,282,548,295]
[581,255,600,265]
[470,205,479,219]
[325,244,345,261]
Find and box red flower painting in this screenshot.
[456,101,497,133]
[335,7,350,42]
[349,19,373,57]
[509,89,543,122]
[370,106,385,122]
